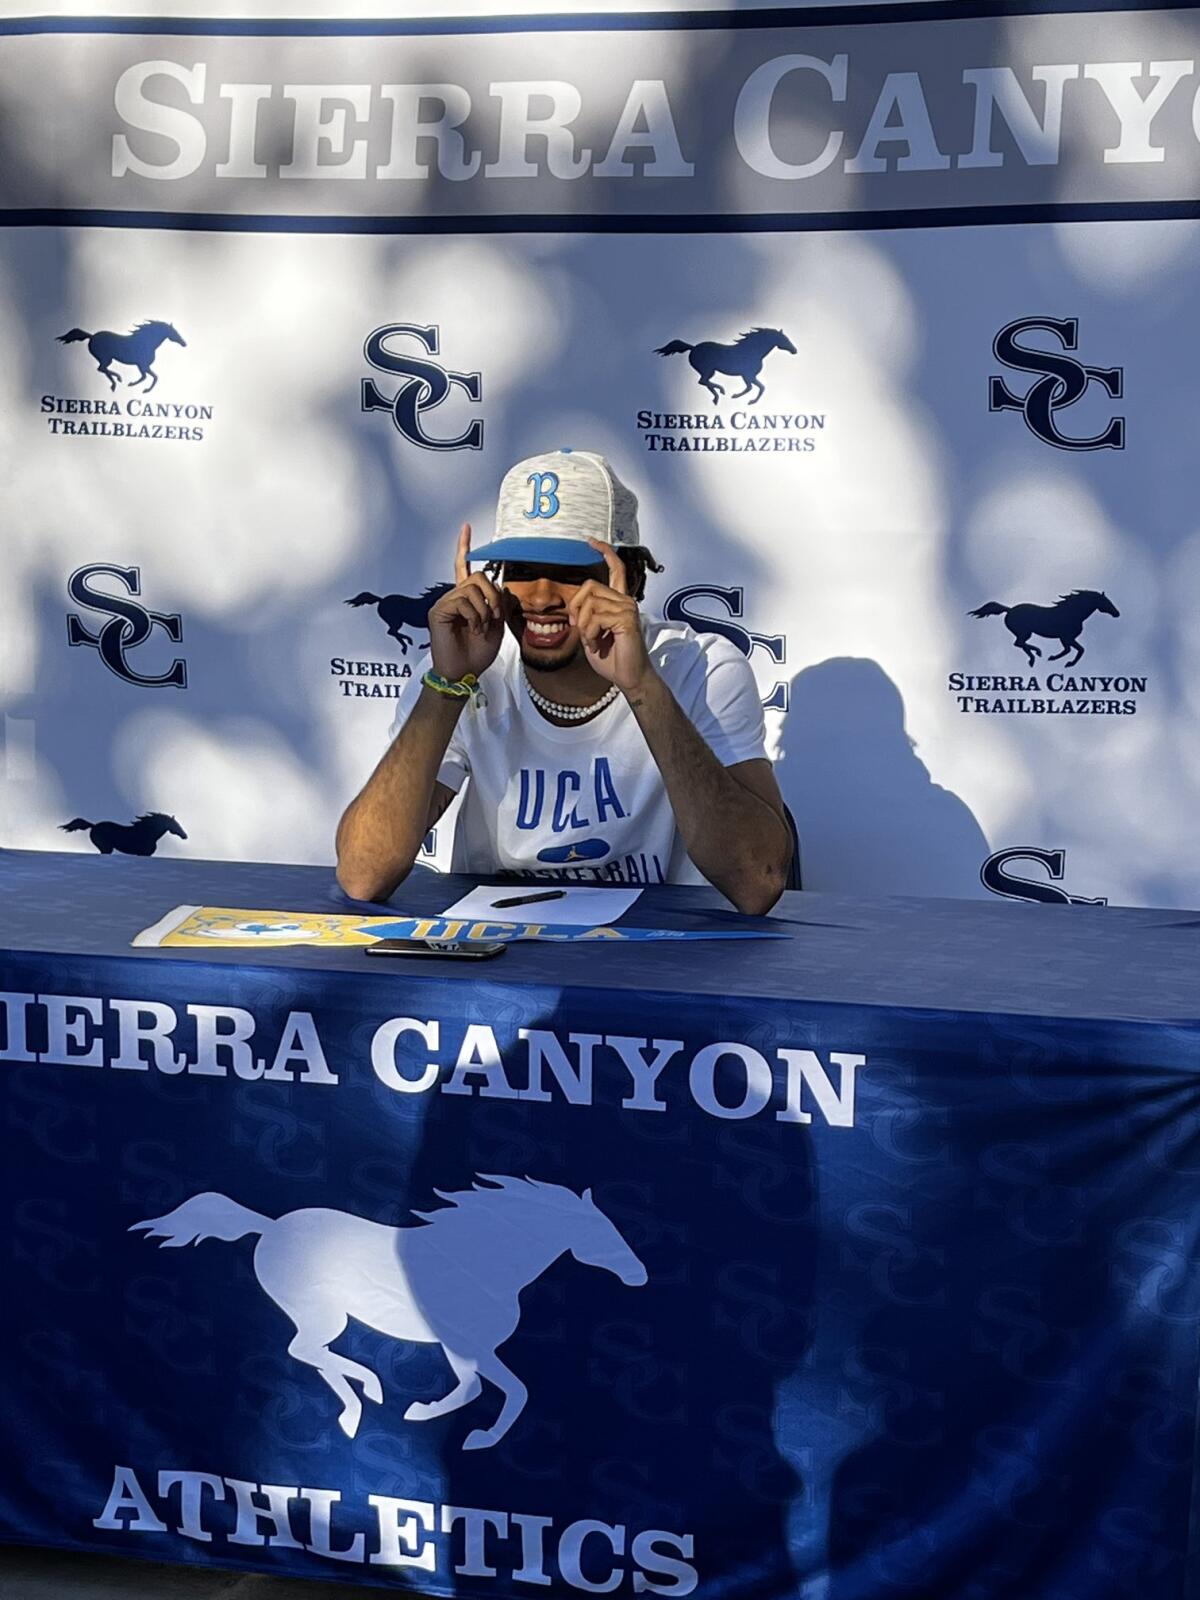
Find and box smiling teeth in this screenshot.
[527,621,566,635]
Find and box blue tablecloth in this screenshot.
[2,850,1199,1599]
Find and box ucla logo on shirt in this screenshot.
[513,765,665,883]
[516,760,628,834]
[664,584,787,711]
[361,323,483,451]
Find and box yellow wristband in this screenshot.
[422,670,485,707]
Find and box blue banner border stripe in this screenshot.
[6,3,1199,231]
[2,0,1199,34]
[4,202,1200,233]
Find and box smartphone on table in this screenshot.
[364,939,507,961]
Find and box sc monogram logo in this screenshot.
[66,564,186,688]
[981,847,1107,906]
[361,324,483,451]
[664,585,787,710]
[525,472,560,519]
[989,317,1124,452]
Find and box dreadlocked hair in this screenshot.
[619,548,665,601]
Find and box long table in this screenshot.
[2,850,1199,1599]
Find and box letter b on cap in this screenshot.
[524,472,561,520]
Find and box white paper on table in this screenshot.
[440,884,643,927]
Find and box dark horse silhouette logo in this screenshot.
[345,585,452,654]
[655,327,796,405]
[57,321,186,393]
[60,812,187,856]
[969,590,1119,667]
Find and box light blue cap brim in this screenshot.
[466,536,609,567]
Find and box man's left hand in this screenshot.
[567,540,655,695]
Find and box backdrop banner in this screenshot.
[6,7,1200,224]
[3,2,1199,908]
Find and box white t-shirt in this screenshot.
[387,617,767,886]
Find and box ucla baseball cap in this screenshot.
[467,449,641,568]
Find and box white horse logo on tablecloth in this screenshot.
[131,1175,647,1450]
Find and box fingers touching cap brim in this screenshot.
[466,537,622,567]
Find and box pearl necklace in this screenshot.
[524,674,620,722]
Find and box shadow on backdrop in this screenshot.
[775,658,990,900]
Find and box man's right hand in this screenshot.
[427,523,506,683]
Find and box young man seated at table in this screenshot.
[335,449,792,915]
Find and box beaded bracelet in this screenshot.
[421,669,487,708]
